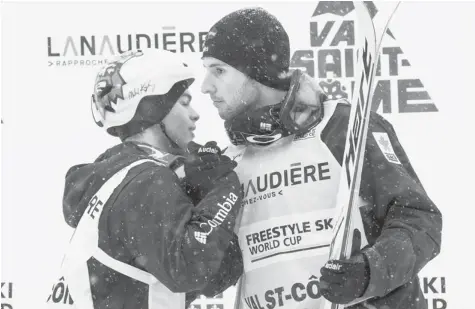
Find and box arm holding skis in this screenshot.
[319,108,442,304]
[358,113,442,298]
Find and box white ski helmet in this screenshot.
[91,48,195,138]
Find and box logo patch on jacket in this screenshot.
[198,147,218,154]
[294,127,317,141]
[194,192,239,244]
[373,132,401,164]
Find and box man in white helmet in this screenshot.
[47,48,243,309]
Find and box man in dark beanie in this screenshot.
[201,6,442,309]
[202,7,290,92]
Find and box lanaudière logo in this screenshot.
[241,161,332,206]
[47,27,208,68]
[290,1,438,114]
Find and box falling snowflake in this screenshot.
[90,274,99,285]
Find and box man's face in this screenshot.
[162,90,200,150]
[201,57,258,121]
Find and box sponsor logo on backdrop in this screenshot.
[47,27,208,67]
[244,275,321,309]
[1,282,14,309]
[0,278,450,309]
[423,276,447,309]
[290,1,438,114]
[188,277,447,309]
[46,277,74,306]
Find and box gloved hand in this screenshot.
[184,141,237,196]
[319,253,370,304]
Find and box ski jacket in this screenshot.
[225,99,442,309]
[53,142,243,309]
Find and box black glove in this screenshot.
[184,141,237,197]
[319,253,370,304]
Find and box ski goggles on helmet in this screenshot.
[279,69,326,135]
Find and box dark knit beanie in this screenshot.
[202,7,291,91]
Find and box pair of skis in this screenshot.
[323,2,401,309]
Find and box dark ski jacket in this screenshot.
[62,142,243,309]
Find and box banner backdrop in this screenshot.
[2,1,474,309]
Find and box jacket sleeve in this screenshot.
[116,166,243,293]
[359,113,442,298]
[198,233,243,297]
[185,234,243,307]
